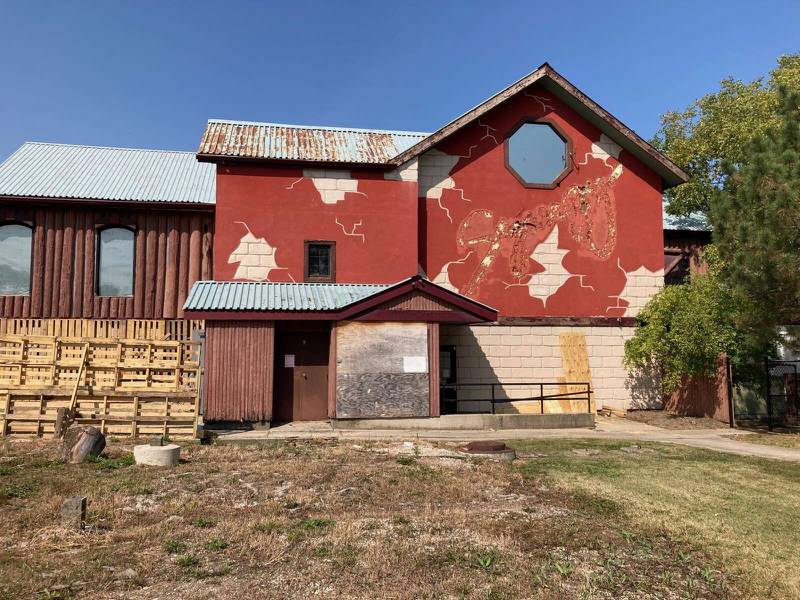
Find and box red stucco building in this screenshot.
[0,64,688,428]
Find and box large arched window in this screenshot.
[96,226,134,297]
[0,222,32,295]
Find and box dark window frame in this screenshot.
[504,118,573,189]
[0,220,34,296]
[304,240,336,283]
[95,224,136,298]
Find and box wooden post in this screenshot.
[69,343,89,413]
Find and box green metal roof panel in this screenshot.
[0,142,216,204]
[184,281,391,312]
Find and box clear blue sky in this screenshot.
[1,1,798,161]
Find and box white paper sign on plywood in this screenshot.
[403,356,427,373]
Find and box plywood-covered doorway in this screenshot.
[273,323,330,422]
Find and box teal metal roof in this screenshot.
[0,142,216,204]
[663,202,710,231]
[198,120,430,164]
[184,281,391,312]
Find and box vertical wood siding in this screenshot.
[427,323,440,417]
[204,320,274,422]
[0,203,213,319]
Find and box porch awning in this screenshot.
[183,276,497,323]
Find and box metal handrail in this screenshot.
[440,381,592,414]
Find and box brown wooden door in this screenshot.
[274,330,329,422]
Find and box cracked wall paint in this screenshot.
[227,222,293,281]
[335,217,365,243]
[287,169,366,204]
[608,261,665,317]
[577,134,623,168]
[505,225,571,303]
[422,84,664,317]
[215,162,419,284]
[384,158,418,182]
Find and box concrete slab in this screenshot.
[210,416,800,462]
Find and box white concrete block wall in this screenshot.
[440,324,662,412]
[384,158,418,182]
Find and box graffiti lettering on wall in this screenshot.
[228,222,294,282]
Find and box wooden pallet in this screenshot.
[0,318,204,341]
[0,334,201,439]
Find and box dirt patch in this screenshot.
[0,437,737,599]
[626,409,729,429]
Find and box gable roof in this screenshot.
[389,63,689,188]
[197,64,688,189]
[0,142,216,204]
[197,120,429,166]
[183,276,498,323]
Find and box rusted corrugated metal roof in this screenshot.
[184,281,390,312]
[0,142,216,204]
[197,120,429,164]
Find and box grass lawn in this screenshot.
[725,431,800,449]
[0,437,797,599]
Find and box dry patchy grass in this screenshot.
[514,438,800,599]
[0,436,786,599]
[725,431,800,449]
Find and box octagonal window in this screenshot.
[506,122,569,187]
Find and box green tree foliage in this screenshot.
[654,54,800,216]
[624,247,744,393]
[710,87,800,357]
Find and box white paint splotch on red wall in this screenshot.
[227,222,294,282]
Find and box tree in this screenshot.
[710,87,800,357]
[624,246,745,393]
[654,55,800,217]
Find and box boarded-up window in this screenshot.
[0,223,32,295]
[97,227,134,297]
[335,321,429,418]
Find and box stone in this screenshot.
[118,568,138,580]
[59,496,86,531]
[133,443,180,467]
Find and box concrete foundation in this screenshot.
[332,412,594,431]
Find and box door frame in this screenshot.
[273,321,332,423]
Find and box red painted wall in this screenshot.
[214,164,418,283]
[421,84,664,318]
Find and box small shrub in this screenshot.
[176,554,200,568]
[298,518,334,531]
[0,482,35,499]
[191,517,216,528]
[163,539,187,554]
[205,538,228,551]
[396,456,416,466]
[471,547,499,571]
[313,546,331,558]
[553,561,575,577]
[254,520,281,533]
[87,453,135,470]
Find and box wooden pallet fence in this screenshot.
[0,335,201,439]
[0,318,204,341]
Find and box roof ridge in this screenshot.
[21,141,197,155]
[206,119,430,137]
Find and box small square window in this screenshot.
[304,241,335,282]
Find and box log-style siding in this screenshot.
[0,202,213,319]
[203,320,274,422]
